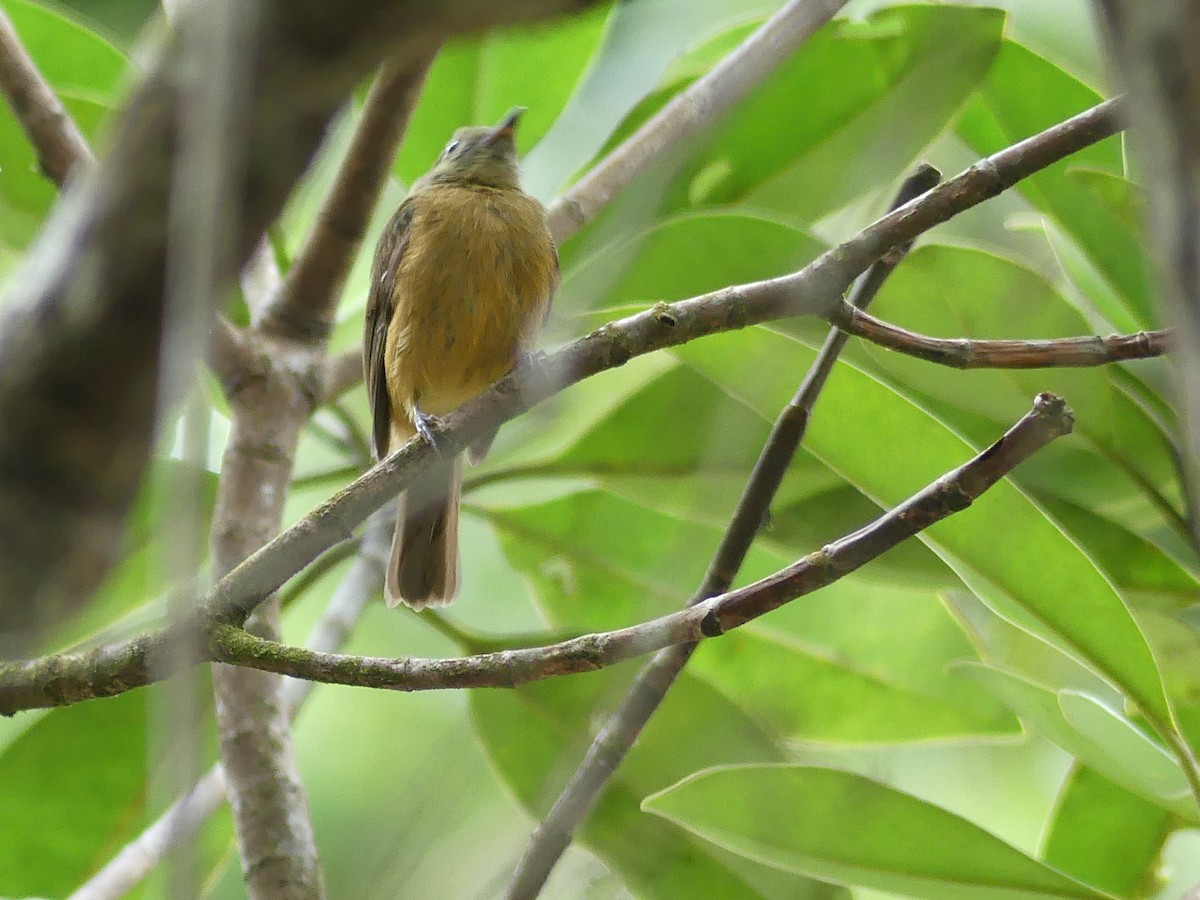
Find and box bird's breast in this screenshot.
[385,186,555,418]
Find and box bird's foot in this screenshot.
[412,408,452,459]
[518,349,548,369]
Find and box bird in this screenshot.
[363,108,558,609]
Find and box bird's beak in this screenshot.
[485,107,525,145]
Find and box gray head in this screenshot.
[424,107,525,190]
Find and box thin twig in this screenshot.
[203,394,1072,686]
[505,164,941,898]
[263,50,437,342]
[544,0,851,242]
[834,305,1171,368]
[69,511,392,900]
[0,99,1123,715]
[0,6,92,185]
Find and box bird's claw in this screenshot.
[412,409,451,458]
[518,349,548,368]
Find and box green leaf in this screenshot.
[486,487,742,628]
[945,590,1117,698]
[0,0,127,96]
[1035,496,1199,607]
[470,669,834,898]
[956,41,1152,328]
[0,93,111,248]
[396,4,613,191]
[563,208,826,315]
[662,5,1004,220]
[957,663,1194,819]
[643,764,1109,898]
[1130,608,1200,760]
[0,690,146,897]
[693,600,1018,743]
[1059,691,1190,800]
[0,1,127,247]
[528,0,788,197]
[1043,765,1172,899]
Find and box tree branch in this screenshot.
[201,394,1072,686]
[0,5,92,186]
[506,164,942,898]
[68,510,392,900]
[545,0,851,240]
[318,95,1126,404]
[833,304,1171,368]
[0,97,1123,714]
[0,388,1070,716]
[262,50,437,342]
[321,346,365,404]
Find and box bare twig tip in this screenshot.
[1032,391,1074,432]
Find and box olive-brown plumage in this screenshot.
[364,108,557,609]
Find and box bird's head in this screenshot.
[425,107,525,190]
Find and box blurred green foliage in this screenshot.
[2,1,1198,898]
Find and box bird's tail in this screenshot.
[386,458,461,609]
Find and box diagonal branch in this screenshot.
[505,164,942,899]
[545,0,851,242]
[261,50,437,340]
[833,305,1171,368]
[202,394,1072,685]
[0,5,92,185]
[0,97,1124,715]
[319,95,1125,404]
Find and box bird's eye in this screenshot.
[443,140,460,157]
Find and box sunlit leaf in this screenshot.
[1043,765,1172,899]
[644,765,1109,899]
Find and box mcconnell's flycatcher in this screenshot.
[364,108,558,608]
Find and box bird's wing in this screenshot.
[542,235,559,327]
[364,199,415,460]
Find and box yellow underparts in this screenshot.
[384,184,555,439]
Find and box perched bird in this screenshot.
[364,108,558,609]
